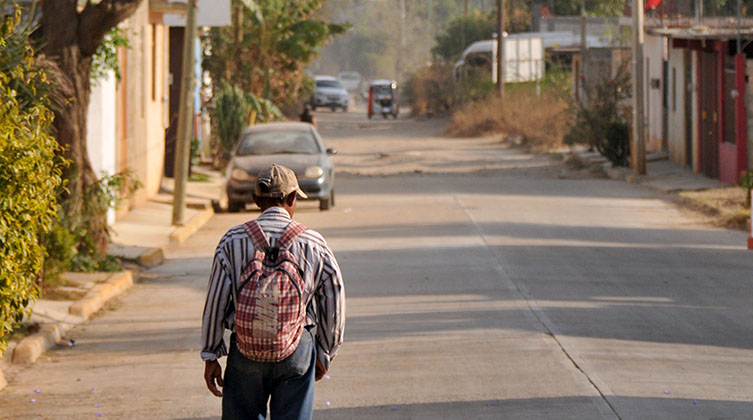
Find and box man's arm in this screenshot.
[204,360,224,397]
[313,246,345,377]
[200,247,233,395]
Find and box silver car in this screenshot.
[312,76,348,112]
[226,122,336,211]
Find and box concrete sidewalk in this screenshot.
[109,167,224,265]
[0,167,224,391]
[572,150,727,192]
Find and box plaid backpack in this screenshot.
[235,220,308,362]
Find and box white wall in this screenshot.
[87,72,118,225]
[163,0,230,26]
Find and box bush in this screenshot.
[40,171,141,281]
[565,60,632,166]
[446,89,570,152]
[405,63,456,117]
[740,172,753,209]
[214,83,250,162]
[211,84,284,168]
[0,6,63,354]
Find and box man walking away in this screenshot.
[201,164,345,420]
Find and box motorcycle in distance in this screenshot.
[367,80,399,120]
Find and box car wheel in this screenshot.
[311,105,317,111]
[227,200,244,213]
[331,106,337,112]
[330,189,335,207]
[319,196,331,211]
[343,106,348,112]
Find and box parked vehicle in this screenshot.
[367,80,399,119]
[226,122,337,211]
[312,75,348,112]
[337,71,362,93]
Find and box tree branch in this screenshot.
[79,0,144,57]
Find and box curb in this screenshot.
[69,271,133,319]
[137,247,164,268]
[169,207,214,245]
[11,324,63,365]
[9,271,134,367]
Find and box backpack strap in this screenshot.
[243,220,270,250]
[277,221,307,250]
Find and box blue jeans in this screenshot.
[222,329,316,420]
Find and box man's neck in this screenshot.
[260,205,293,218]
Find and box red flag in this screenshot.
[645,0,662,11]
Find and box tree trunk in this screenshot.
[41,0,144,255]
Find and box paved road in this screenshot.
[1,110,752,419]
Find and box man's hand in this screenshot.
[204,360,224,397]
[315,358,327,382]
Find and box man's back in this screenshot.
[201,163,344,420]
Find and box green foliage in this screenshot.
[212,83,285,164]
[203,0,347,107]
[740,172,753,208]
[215,84,250,157]
[0,4,63,354]
[90,27,130,85]
[552,0,626,16]
[431,12,496,63]
[245,92,283,122]
[41,172,141,277]
[566,60,632,167]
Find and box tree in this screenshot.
[549,0,625,16]
[0,3,63,353]
[431,12,496,63]
[203,0,347,107]
[39,0,144,255]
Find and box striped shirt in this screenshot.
[201,207,345,370]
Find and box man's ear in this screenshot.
[285,192,297,207]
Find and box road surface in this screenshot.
[1,109,752,419]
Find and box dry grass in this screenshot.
[406,63,455,117]
[678,187,750,230]
[446,91,570,152]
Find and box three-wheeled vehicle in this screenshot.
[367,80,399,119]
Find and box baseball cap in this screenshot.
[254,164,308,199]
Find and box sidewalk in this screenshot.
[0,167,224,391]
[570,150,726,192]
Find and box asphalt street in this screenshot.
[1,109,752,419]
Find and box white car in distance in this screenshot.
[312,75,348,112]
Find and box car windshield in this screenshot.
[316,80,342,88]
[236,130,321,156]
[373,85,393,95]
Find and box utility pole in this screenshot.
[579,0,586,101]
[631,0,646,175]
[396,0,406,82]
[695,0,704,27]
[462,0,468,63]
[497,0,505,96]
[172,0,198,225]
